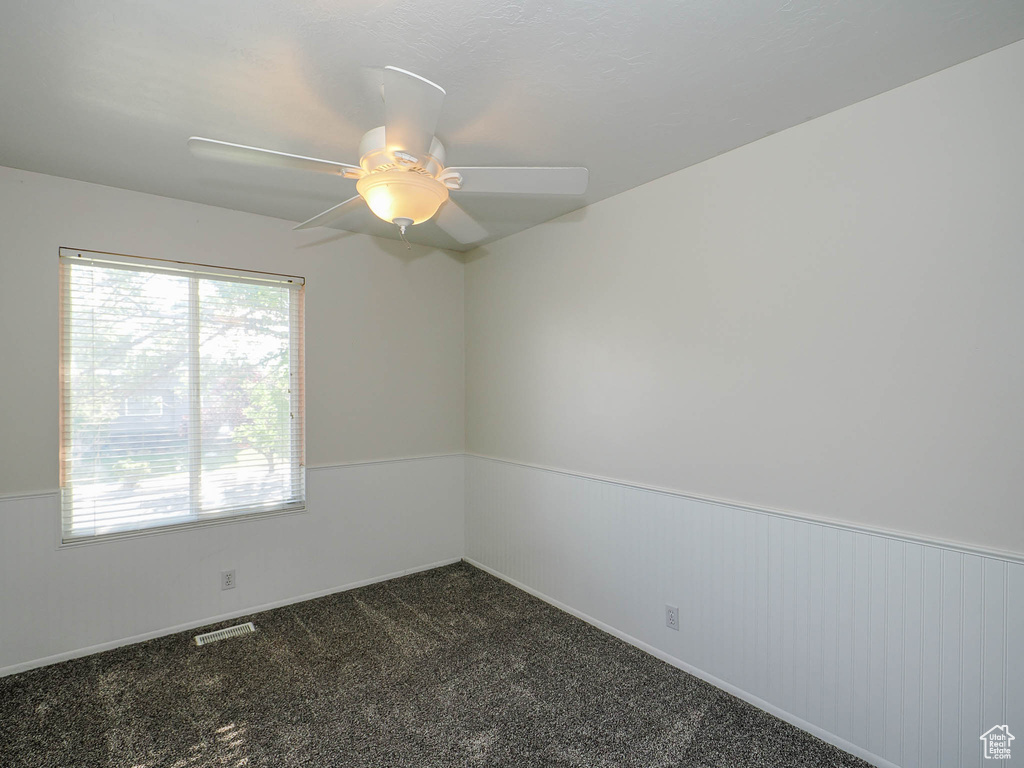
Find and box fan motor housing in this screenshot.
[358,126,446,177]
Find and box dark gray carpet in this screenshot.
[0,562,869,767]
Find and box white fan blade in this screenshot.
[435,199,488,245]
[382,66,445,162]
[293,196,365,230]
[189,137,360,176]
[446,167,589,195]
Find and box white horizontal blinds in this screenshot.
[196,276,303,517]
[61,261,193,538]
[59,249,305,542]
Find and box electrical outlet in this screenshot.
[221,569,236,591]
[665,604,679,631]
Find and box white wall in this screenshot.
[1,166,465,493]
[466,456,1023,768]
[2,456,464,675]
[0,168,465,672]
[465,40,1024,556]
[464,40,1024,768]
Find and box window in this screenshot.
[59,248,305,543]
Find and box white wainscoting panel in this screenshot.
[0,455,464,675]
[465,455,1023,768]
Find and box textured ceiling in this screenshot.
[1,1,1023,251]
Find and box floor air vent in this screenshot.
[194,622,256,646]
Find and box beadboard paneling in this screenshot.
[0,455,464,675]
[465,455,1023,768]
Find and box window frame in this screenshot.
[57,247,306,546]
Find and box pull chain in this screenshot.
[398,224,412,250]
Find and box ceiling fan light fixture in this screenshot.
[190,66,589,245]
[356,169,449,226]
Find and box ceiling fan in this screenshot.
[189,66,589,245]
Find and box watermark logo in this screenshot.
[980,725,1014,760]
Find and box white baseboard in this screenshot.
[0,557,461,678]
[464,556,900,768]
